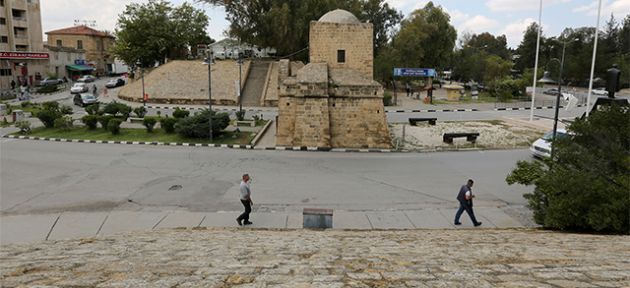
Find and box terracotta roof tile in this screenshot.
[45,25,114,38]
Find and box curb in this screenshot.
[146,105,275,113]
[493,103,587,111]
[385,108,479,113]
[2,134,392,153]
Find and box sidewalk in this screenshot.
[0,207,525,245]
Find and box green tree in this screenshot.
[515,22,543,73]
[506,105,630,233]
[391,2,455,70]
[111,0,211,66]
[203,0,401,59]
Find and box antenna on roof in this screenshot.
[74,20,97,27]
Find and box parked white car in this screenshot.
[70,82,89,94]
[592,88,608,96]
[531,129,568,158]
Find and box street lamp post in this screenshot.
[136,61,145,107]
[203,52,214,142]
[539,38,575,162]
[237,49,243,118]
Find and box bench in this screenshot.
[303,208,333,229]
[409,117,437,126]
[443,132,480,144]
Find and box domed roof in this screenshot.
[318,9,360,24]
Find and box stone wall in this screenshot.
[309,21,373,79]
[329,97,391,148]
[277,96,331,147]
[118,60,250,105]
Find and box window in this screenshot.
[0,36,7,43]
[56,39,62,46]
[16,45,28,51]
[0,0,4,7]
[0,69,12,76]
[77,40,83,49]
[337,50,346,63]
[0,18,5,25]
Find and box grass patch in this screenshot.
[20,126,256,145]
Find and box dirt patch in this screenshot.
[391,120,544,151]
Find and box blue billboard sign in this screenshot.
[393,68,436,77]
[74,59,86,65]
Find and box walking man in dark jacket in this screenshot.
[237,174,253,226]
[454,179,482,227]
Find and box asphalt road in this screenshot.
[0,139,534,216]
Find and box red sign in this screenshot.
[0,52,50,59]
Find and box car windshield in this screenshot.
[82,94,95,100]
[542,131,567,141]
[73,83,84,87]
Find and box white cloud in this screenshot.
[500,18,538,48]
[459,15,500,34]
[486,0,571,12]
[573,0,630,19]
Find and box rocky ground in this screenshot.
[390,120,544,151]
[1,228,628,287]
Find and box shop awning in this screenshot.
[66,64,95,72]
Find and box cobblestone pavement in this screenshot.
[1,228,629,288]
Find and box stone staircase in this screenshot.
[241,61,270,107]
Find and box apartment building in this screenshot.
[0,0,47,89]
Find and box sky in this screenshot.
[41,0,630,48]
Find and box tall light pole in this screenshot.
[539,38,576,162]
[529,0,543,121]
[237,48,243,118]
[203,52,214,142]
[136,60,145,107]
[586,0,603,117]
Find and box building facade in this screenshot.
[0,0,48,89]
[44,45,85,79]
[276,9,391,149]
[45,25,115,76]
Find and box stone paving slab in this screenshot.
[476,207,523,228]
[245,212,288,229]
[153,212,206,229]
[1,229,628,287]
[47,212,108,241]
[286,213,303,229]
[199,211,240,227]
[0,214,59,245]
[97,211,166,236]
[366,211,415,229]
[405,209,454,229]
[332,211,372,229]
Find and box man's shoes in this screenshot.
[237,219,242,226]
[454,222,462,225]
[474,222,482,227]
[243,221,253,225]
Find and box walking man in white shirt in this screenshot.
[454,179,482,227]
[237,174,253,226]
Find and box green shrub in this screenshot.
[383,91,393,106]
[85,103,101,115]
[21,101,32,108]
[42,101,60,111]
[235,110,246,121]
[107,118,122,135]
[143,116,158,132]
[175,109,230,138]
[98,115,114,129]
[172,108,189,119]
[103,101,132,120]
[60,105,73,115]
[36,110,61,128]
[15,120,31,134]
[36,85,58,94]
[133,106,147,118]
[160,116,177,133]
[82,115,99,130]
[506,104,629,233]
[0,93,16,100]
[54,116,73,130]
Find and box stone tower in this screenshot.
[276,9,391,149]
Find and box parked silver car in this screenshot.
[70,82,89,94]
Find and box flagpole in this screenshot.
[586,0,603,117]
[529,0,543,121]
